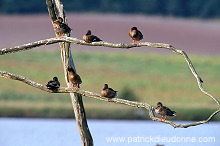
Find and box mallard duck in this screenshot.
[129,26,143,44]
[67,66,82,88]
[101,84,118,98]
[155,102,176,121]
[46,77,60,90]
[83,30,102,43]
[53,17,72,37]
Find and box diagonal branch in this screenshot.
[1,37,219,106]
[1,70,219,128]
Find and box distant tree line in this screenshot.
[1,0,220,18]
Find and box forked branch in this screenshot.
[0,70,219,128]
[0,37,219,105]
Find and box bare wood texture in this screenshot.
[1,37,219,106]
[0,37,163,55]
[1,70,219,128]
[46,0,93,146]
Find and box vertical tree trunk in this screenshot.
[46,0,93,145]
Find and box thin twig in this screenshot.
[1,70,219,128]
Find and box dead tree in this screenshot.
[46,0,93,145]
[0,0,220,146]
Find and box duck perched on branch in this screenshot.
[83,30,102,43]
[53,17,72,37]
[155,102,176,121]
[46,77,60,91]
[101,84,118,98]
[129,26,143,44]
[67,66,82,88]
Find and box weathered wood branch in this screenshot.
[1,70,219,128]
[0,37,170,55]
[1,37,219,106]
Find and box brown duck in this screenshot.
[101,84,118,98]
[155,102,176,121]
[67,66,82,88]
[46,77,60,91]
[53,17,72,37]
[83,30,102,43]
[129,26,143,44]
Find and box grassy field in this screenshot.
[0,50,220,121]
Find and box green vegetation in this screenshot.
[0,50,220,121]
[1,0,220,18]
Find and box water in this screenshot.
[0,118,219,146]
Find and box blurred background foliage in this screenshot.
[0,0,220,18]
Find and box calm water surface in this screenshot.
[0,118,219,146]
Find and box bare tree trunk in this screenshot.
[46,0,93,145]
